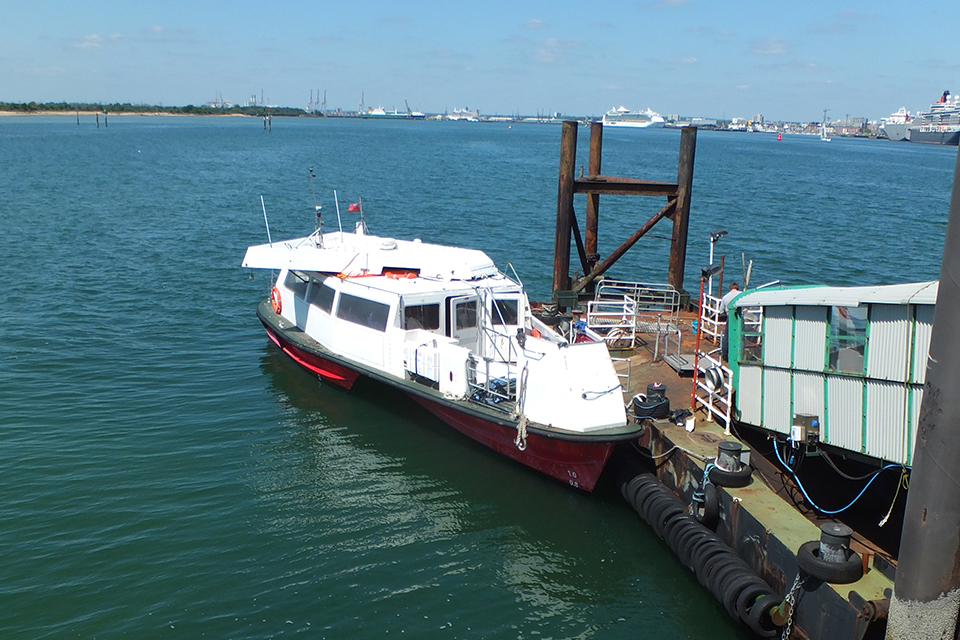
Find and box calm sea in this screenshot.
[0,115,953,639]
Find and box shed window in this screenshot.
[337,293,390,332]
[828,305,867,374]
[404,303,440,331]
[739,308,763,364]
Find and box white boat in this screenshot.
[446,108,480,121]
[820,110,831,142]
[907,91,960,145]
[601,106,666,128]
[242,205,641,491]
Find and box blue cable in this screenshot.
[773,441,905,515]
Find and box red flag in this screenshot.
[348,203,361,212]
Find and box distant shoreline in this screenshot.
[0,111,255,117]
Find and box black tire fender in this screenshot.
[693,482,720,527]
[737,581,774,624]
[796,540,864,584]
[709,464,753,488]
[747,593,783,638]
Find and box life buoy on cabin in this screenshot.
[270,286,282,314]
[385,271,417,280]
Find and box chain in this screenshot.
[780,572,804,640]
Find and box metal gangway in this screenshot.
[586,279,691,370]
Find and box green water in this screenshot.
[0,115,953,638]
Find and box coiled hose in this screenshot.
[621,472,782,638]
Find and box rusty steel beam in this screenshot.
[584,122,603,275]
[572,198,677,294]
[552,121,578,295]
[667,127,697,293]
[574,176,679,197]
[888,148,960,640]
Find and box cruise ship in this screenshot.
[601,106,666,128]
[883,91,960,145]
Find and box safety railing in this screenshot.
[693,349,733,433]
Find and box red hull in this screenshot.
[263,326,360,390]
[262,321,614,491]
[408,395,614,491]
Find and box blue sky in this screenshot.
[4,0,959,122]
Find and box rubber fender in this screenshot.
[795,540,864,584]
[702,549,739,593]
[737,581,776,625]
[708,464,753,488]
[695,543,734,590]
[721,573,763,621]
[662,511,693,550]
[709,562,744,601]
[693,482,720,527]
[675,525,713,572]
[747,593,783,638]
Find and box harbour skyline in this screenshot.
[3,0,959,123]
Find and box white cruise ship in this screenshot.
[601,106,666,128]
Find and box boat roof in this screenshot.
[243,230,500,281]
[731,281,939,308]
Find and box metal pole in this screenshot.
[887,147,960,640]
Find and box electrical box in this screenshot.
[792,413,820,444]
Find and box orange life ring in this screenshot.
[270,286,282,314]
[531,328,542,339]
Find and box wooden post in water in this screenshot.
[668,126,696,294]
[552,121,577,297]
[585,122,603,278]
[887,147,960,639]
[96,112,99,129]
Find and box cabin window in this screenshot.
[492,299,519,326]
[827,305,867,374]
[284,270,310,298]
[337,292,390,332]
[404,303,440,331]
[307,279,336,313]
[456,300,478,330]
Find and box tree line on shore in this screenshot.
[0,101,309,117]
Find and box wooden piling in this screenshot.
[552,121,578,296]
[585,122,603,276]
[667,127,696,293]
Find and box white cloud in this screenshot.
[524,19,547,30]
[752,38,789,56]
[74,34,104,50]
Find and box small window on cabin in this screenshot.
[404,304,440,331]
[739,308,763,364]
[456,300,478,330]
[307,279,336,313]
[284,270,310,298]
[827,305,867,374]
[492,299,519,326]
[336,292,390,332]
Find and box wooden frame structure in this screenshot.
[552,121,697,308]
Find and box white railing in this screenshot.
[693,349,734,433]
[700,292,724,346]
[610,356,632,393]
[586,296,637,348]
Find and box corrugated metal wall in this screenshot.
[738,365,763,426]
[763,306,793,368]
[736,301,933,466]
[867,305,911,382]
[913,305,935,385]
[794,306,826,370]
[763,368,792,434]
[826,376,863,453]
